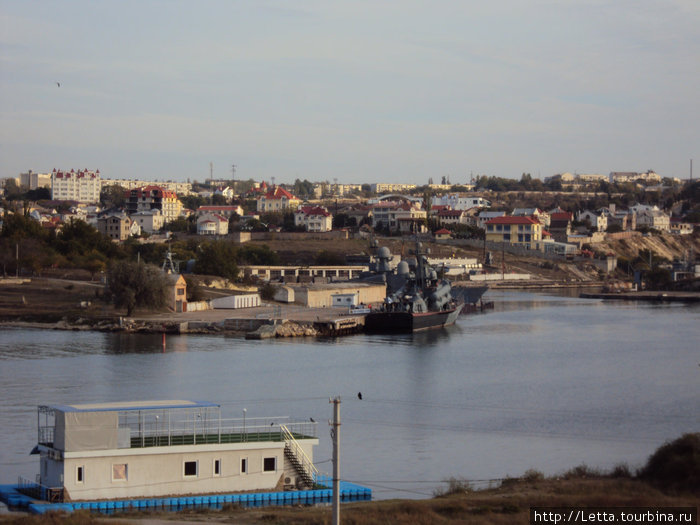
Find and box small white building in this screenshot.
[576,210,608,232]
[130,210,164,233]
[35,401,318,501]
[210,294,261,309]
[197,213,229,235]
[636,209,670,232]
[294,206,333,232]
[331,293,359,307]
[431,194,491,210]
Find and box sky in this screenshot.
[1,0,698,185]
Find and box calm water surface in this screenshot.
[1,290,698,501]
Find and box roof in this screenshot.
[486,216,540,225]
[198,206,242,212]
[437,209,464,217]
[46,400,219,413]
[297,206,331,217]
[435,228,452,234]
[128,185,178,199]
[550,212,573,221]
[262,186,297,200]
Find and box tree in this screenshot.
[238,244,280,265]
[211,193,227,205]
[25,187,51,201]
[194,240,239,280]
[100,184,127,208]
[106,261,169,316]
[3,179,22,200]
[315,250,345,265]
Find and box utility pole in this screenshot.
[329,396,341,525]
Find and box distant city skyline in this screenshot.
[1,1,698,184]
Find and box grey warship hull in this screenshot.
[364,306,461,333]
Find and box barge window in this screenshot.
[112,463,128,482]
[214,459,221,476]
[76,466,84,483]
[241,458,247,474]
[184,461,198,477]
[263,457,276,472]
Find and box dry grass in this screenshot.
[2,477,697,525]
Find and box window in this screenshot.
[263,457,277,472]
[76,466,84,484]
[112,463,128,482]
[214,459,221,477]
[241,458,247,474]
[184,461,198,477]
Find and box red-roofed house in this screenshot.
[548,211,573,242]
[434,228,452,240]
[485,216,542,247]
[256,186,301,212]
[294,206,333,232]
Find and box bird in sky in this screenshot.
[357,392,363,400]
[310,417,315,422]
[56,82,60,87]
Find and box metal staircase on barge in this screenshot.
[280,424,318,489]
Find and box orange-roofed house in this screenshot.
[485,216,542,248]
[256,186,301,212]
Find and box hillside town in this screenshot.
[1,167,699,331]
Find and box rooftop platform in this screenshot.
[37,401,317,452]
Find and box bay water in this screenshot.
[1,290,698,501]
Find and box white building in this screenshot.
[51,169,101,203]
[130,210,164,234]
[371,202,426,232]
[294,206,333,232]
[20,171,52,190]
[636,209,670,232]
[101,179,193,196]
[371,183,417,194]
[431,194,491,210]
[196,205,244,218]
[197,213,229,235]
[610,171,662,184]
[576,210,608,232]
[35,401,318,501]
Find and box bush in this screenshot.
[259,283,276,301]
[638,433,700,493]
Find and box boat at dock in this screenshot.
[364,241,463,333]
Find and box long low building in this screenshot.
[242,265,369,282]
[279,282,387,308]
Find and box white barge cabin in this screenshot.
[35,400,318,501]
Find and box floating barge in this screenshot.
[0,400,371,514]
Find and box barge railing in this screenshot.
[126,417,317,449]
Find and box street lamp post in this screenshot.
[243,408,247,442]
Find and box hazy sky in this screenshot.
[1,0,698,185]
